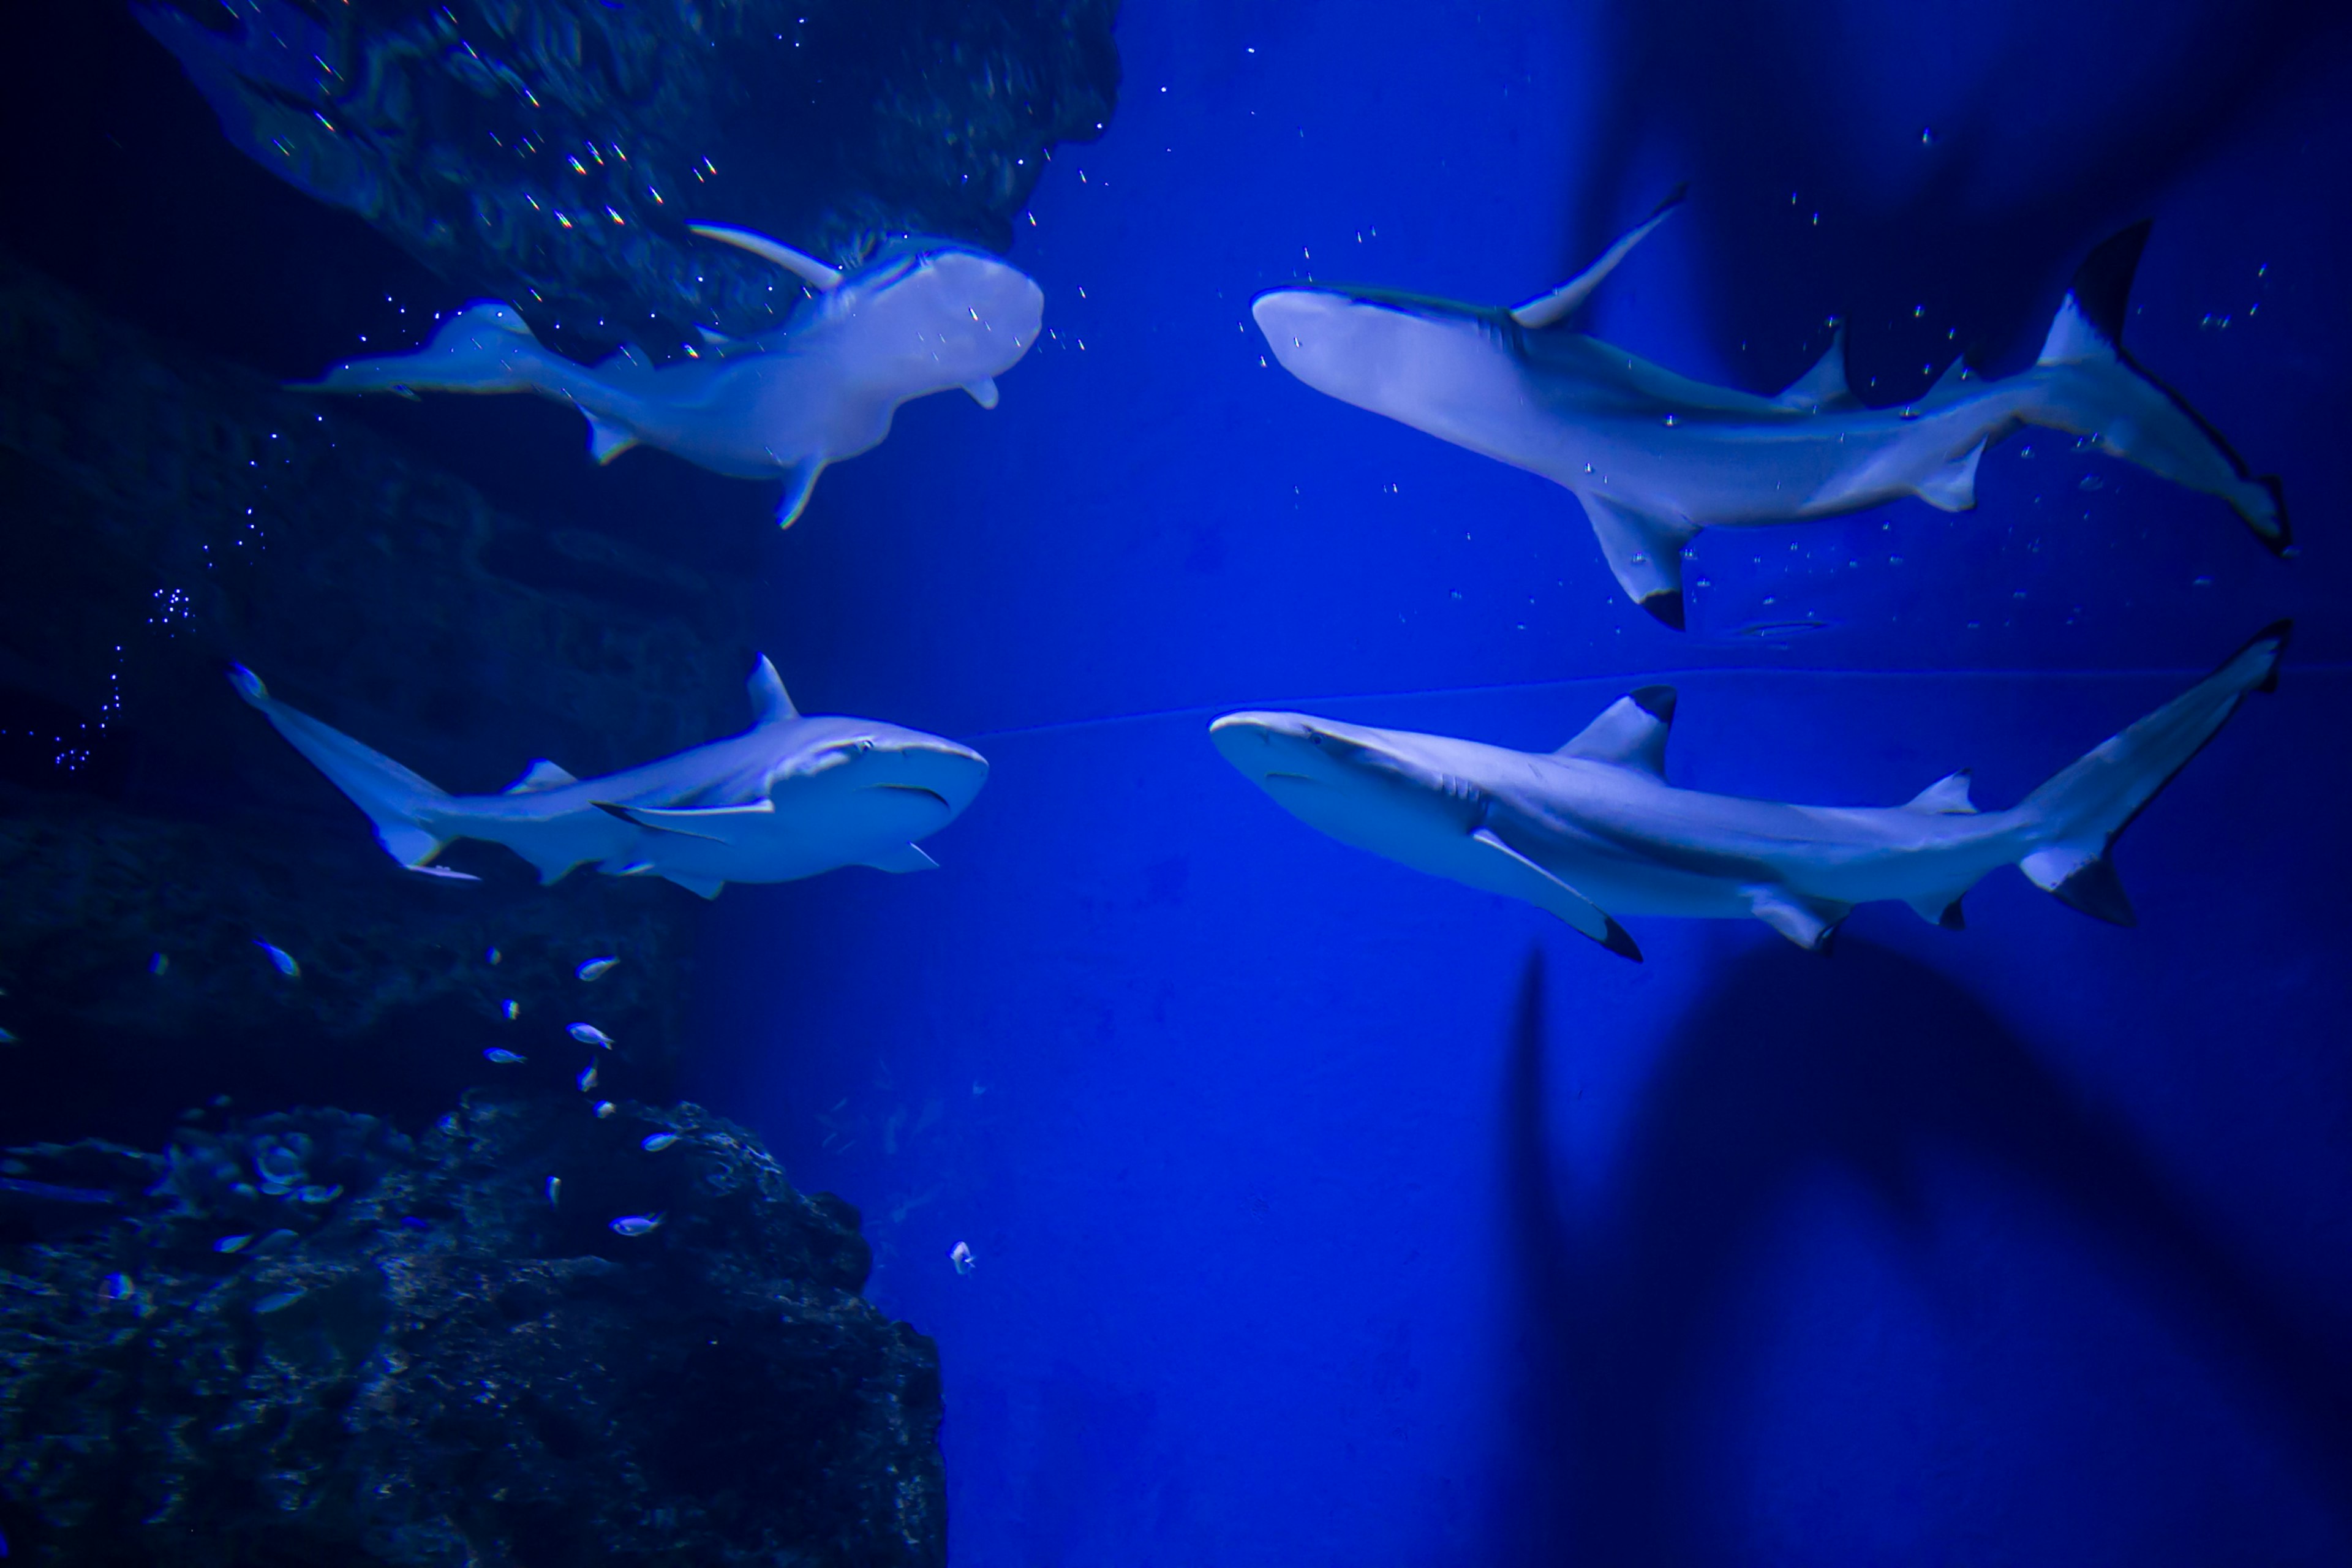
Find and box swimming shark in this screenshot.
[294,225,1045,527]
[230,657,988,897]
[1252,195,2288,626]
[1208,622,2287,959]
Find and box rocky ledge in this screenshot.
[0,1091,944,1566]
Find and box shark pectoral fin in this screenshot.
[965,378,1000,409]
[584,412,639,465]
[1773,325,1863,413]
[1556,687,1676,776]
[503,759,579,795]
[1578,491,1700,628]
[1507,184,1687,330]
[776,461,824,529]
[595,799,775,846]
[689,223,845,292]
[1905,890,1969,930]
[2021,840,2137,926]
[1747,886,1850,953]
[1469,829,1642,961]
[1902,769,1978,814]
[863,843,940,873]
[1915,439,1986,512]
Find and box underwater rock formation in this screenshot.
[0,1091,943,1565]
[135,0,1121,349]
[0,251,754,1139]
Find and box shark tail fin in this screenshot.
[228,665,453,869]
[2014,622,2287,925]
[2031,222,2288,554]
[291,301,542,396]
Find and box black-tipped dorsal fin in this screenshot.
[503,759,579,795]
[1508,185,1687,330]
[747,655,799,724]
[1773,325,1861,413]
[2038,221,2150,364]
[1903,768,1978,814]
[1557,685,1676,776]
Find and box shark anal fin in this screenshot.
[584,412,639,465]
[776,461,823,529]
[1902,769,1977,814]
[1774,325,1861,413]
[504,759,579,795]
[1508,184,1687,330]
[1470,828,1641,960]
[1556,687,1676,775]
[965,377,1000,409]
[1915,439,1985,512]
[863,843,940,873]
[1748,886,1851,953]
[1905,890,1969,929]
[1577,491,1700,628]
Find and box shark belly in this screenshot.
[428,793,638,883]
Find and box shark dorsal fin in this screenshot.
[1904,768,1978,814]
[2039,220,2150,364]
[1556,686,1676,776]
[689,223,845,292]
[1918,355,1975,408]
[1508,184,1687,330]
[1773,325,1861,413]
[504,759,579,794]
[747,655,799,724]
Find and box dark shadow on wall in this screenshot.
[1564,2,2352,397]
[1495,942,2352,1565]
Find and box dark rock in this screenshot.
[136,0,1121,352]
[0,251,758,1144]
[0,1092,943,1566]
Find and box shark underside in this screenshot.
[1254,194,2288,626]
[1210,622,2288,959]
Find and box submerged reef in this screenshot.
[0,1091,943,1565]
[136,0,1121,348]
[0,251,756,1140]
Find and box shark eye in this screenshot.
[858,739,874,753]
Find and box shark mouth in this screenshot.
[869,783,951,809]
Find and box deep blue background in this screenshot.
[10,0,2346,1562]
[680,4,2352,1564]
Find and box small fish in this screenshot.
[576,956,619,982]
[568,1023,615,1049]
[100,1272,134,1300]
[216,1233,254,1254]
[609,1212,665,1237]
[501,999,519,1021]
[485,946,502,965]
[594,1101,617,1119]
[641,1133,679,1153]
[546,1175,561,1207]
[253,938,300,978]
[950,1240,977,1276]
[297,1183,342,1204]
[149,952,169,976]
[577,1063,599,1093]
[399,1215,430,1231]
[484,1047,527,1065]
[0,1027,16,1046]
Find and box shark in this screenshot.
[1251,195,2288,626]
[230,656,988,898]
[1208,622,2288,960]
[295,225,1045,527]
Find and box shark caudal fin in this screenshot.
[228,665,453,869]
[2013,622,2287,925]
[291,302,542,398]
[2032,224,2289,554]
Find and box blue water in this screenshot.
[8,1,2350,1564]
[686,6,2352,1564]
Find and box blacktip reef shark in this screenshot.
[294,225,1044,527]
[1210,621,2288,960]
[1252,193,2288,625]
[230,656,987,898]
